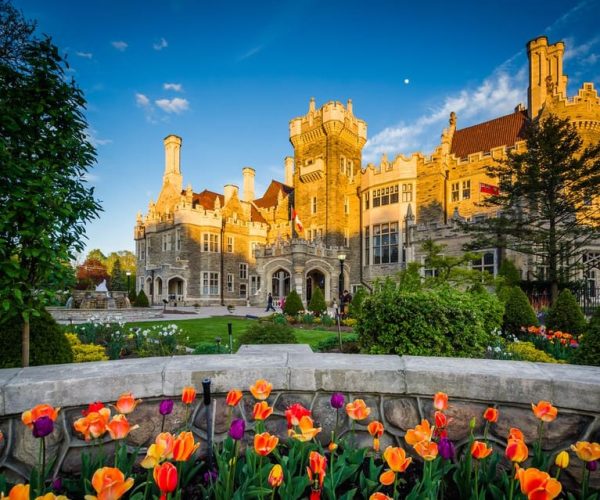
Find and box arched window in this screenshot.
[271,269,291,299]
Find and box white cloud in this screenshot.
[564,36,600,61]
[86,128,112,147]
[111,41,128,51]
[155,97,189,114]
[153,38,168,51]
[163,83,183,92]
[76,51,93,59]
[238,45,264,61]
[82,172,100,183]
[135,93,150,107]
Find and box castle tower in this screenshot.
[156,135,183,214]
[242,167,255,202]
[527,36,568,119]
[289,98,367,248]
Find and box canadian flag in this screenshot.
[291,208,303,233]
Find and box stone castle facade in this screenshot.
[135,36,600,306]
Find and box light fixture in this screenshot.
[338,253,346,263]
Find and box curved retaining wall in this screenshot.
[0,345,599,486]
[47,307,163,324]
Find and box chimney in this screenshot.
[223,184,238,204]
[242,167,255,202]
[284,157,294,187]
[162,135,183,190]
[347,98,353,114]
[309,97,316,112]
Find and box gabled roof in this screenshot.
[450,110,528,159]
[192,190,224,210]
[251,205,267,224]
[254,180,294,208]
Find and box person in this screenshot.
[265,292,276,312]
[280,296,286,312]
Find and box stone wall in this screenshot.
[47,307,163,324]
[0,346,599,486]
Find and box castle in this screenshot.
[134,36,600,306]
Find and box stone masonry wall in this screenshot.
[0,346,598,487]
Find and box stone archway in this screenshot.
[306,269,325,304]
[168,277,185,302]
[155,277,163,302]
[271,268,291,300]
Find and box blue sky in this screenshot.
[13,0,600,257]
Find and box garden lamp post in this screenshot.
[338,253,346,301]
[126,271,131,293]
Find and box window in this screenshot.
[347,160,354,179]
[162,233,169,252]
[472,251,495,275]
[202,272,219,295]
[139,277,144,291]
[390,185,399,203]
[372,185,399,207]
[239,263,248,279]
[364,192,369,210]
[364,226,370,265]
[250,241,259,258]
[239,283,247,297]
[340,156,346,173]
[451,183,460,202]
[311,197,317,214]
[250,276,261,295]
[175,229,181,251]
[137,240,146,260]
[372,222,399,264]
[402,184,413,202]
[203,233,219,252]
[344,196,349,215]
[344,228,349,247]
[462,180,471,200]
[227,236,234,253]
[226,273,234,292]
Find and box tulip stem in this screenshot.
[393,473,399,499]
[259,456,264,500]
[161,414,166,433]
[581,467,589,500]
[329,444,335,496]
[143,468,152,500]
[474,461,479,500]
[508,465,515,500]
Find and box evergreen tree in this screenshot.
[498,259,521,288]
[110,258,125,291]
[134,289,150,307]
[502,286,538,336]
[308,287,326,316]
[283,289,304,316]
[573,307,600,366]
[546,289,587,335]
[128,288,137,304]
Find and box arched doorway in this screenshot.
[271,269,290,299]
[155,277,163,301]
[306,269,325,303]
[168,277,185,302]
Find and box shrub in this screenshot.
[308,287,326,316]
[502,286,538,336]
[572,307,600,366]
[283,290,304,316]
[66,333,108,362]
[194,342,227,355]
[0,310,73,368]
[134,289,150,307]
[356,281,502,358]
[237,322,297,345]
[341,318,357,327]
[320,314,335,327]
[128,288,137,304]
[497,258,521,288]
[301,312,314,324]
[507,341,562,363]
[546,289,587,335]
[348,287,367,318]
[314,334,360,353]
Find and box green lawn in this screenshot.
[124,316,353,351]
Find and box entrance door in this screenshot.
[306,270,325,303]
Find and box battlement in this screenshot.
[362,153,422,187]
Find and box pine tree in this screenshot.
[502,286,538,336]
[308,287,326,316]
[110,258,125,291]
[134,289,150,307]
[546,289,587,335]
[283,290,304,316]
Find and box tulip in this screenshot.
[4,484,29,500]
[471,440,493,459]
[73,407,111,441]
[32,416,54,438]
[249,379,272,400]
[414,440,439,461]
[289,415,322,442]
[35,493,69,499]
[328,441,338,452]
[345,399,371,421]
[433,392,448,411]
[438,437,455,460]
[515,467,561,499]
[140,433,175,468]
[554,450,569,469]
[508,427,525,441]
[285,403,312,429]
[383,446,412,472]
[505,438,529,463]
[404,419,434,446]
[89,466,134,500]
[587,460,598,472]
[379,469,395,485]
[254,432,279,456]
[483,407,499,423]
[330,392,345,409]
[173,431,200,461]
[368,421,384,451]
[51,477,63,491]
[229,419,246,440]
[107,414,139,440]
[21,404,60,429]
[154,462,178,498]
[159,399,174,416]
[82,402,105,417]
[181,386,196,404]
[307,451,327,489]
[114,392,142,415]
[203,469,218,484]
[253,401,273,421]
[434,411,448,429]
[226,389,243,407]
[531,401,558,422]
[370,493,393,500]
[570,441,600,462]
[268,464,284,488]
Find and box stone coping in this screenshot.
[1,347,599,416]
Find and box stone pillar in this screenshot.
[284,157,294,187]
[242,167,255,202]
[224,184,238,205]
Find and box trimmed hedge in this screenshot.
[546,289,586,335]
[134,289,150,307]
[308,287,326,316]
[501,286,538,336]
[573,307,600,366]
[237,321,297,345]
[283,290,304,316]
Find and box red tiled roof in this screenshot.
[450,110,528,158]
[254,180,294,208]
[192,190,224,210]
[251,205,267,224]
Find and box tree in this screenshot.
[110,258,125,291]
[0,1,101,366]
[460,114,600,304]
[86,248,107,264]
[546,289,587,335]
[76,258,109,290]
[283,290,304,316]
[308,287,326,316]
[502,286,538,336]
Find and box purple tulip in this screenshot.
[32,416,54,438]
[159,399,174,416]
[587,460,598,472]
[51,477,63,491]
[229,418,245,440]
[330,392,345,409]
[203,469,218,484]
[438,437,455,460]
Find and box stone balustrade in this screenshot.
[0,345,598,486]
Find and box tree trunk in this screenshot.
[550,280,559,306]
[22,317,30,367]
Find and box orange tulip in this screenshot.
[181,386,196,404]
[414,440,439,461]
[173,431,200,461]
[268,464,284,488]
[107,414,139,440]
[483,407,499,423]
[515,467,561,499]
[21,404,60,429]
[74,407,111,441]
[471,440,493,459]
[345,399,371,421]
[383,446,412,472]
[508,427,525,441]
[140,432,175,468]
[370,493,393,500]
[433,392,448,411]
[379,469,395,485]
[250,379,273,400]
[114,392,142,415]
[307,451,327,488]
[368,421,384,451]
[153,462,178,497]
[226,389,243,406]
[289,415,322,442]
[35,493,69,500]
[253,401,274,421]
[328,441,338,452]
[531,401,557,422]
[505,438,529,463]
[88,466,134,500]
[3,484,29,500]
[405,419,434,446]
[570,441,600,462]
[285,403,312,428]
[254,432,279,456]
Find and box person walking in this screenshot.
[265,292,276,312]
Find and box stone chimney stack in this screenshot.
[223,184,238,205]
[162,135,183,190]
[284,157,294,187]
[242,167,255,202]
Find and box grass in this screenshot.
[124,316,353,350]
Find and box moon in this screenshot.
[404,78,410,85]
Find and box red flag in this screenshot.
[291,208,303,233]
[480,182,499,195]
